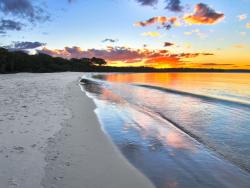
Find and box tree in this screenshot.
[91,57,107,66]
[0,48,8,73]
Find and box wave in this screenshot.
[140,107,250,173]
[81,75,250,108]
[136,84,250,108]
[81,77,214,147]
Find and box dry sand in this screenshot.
[0,73,154,188]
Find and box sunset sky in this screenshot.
[1,0,250,69]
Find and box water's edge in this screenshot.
[80,75,250,188]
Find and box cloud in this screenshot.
[246,23,250,28]
[0,0,49,22]
[237,14,247,21]
[142,31,161,37]
[102,38,118,43]
[135,0,183,12]
[135,16,168,27]
[144,52,213,67]
[165,0,183,12]
[135,0,158,6]
[164,42,174,47]
[134,16,178,30]
[38,46,213,67]
[0,19,23,34]
[184,3,224,25]
[39,46,144,61]
[4,41,46,50]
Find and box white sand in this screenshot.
[0,73,154,188]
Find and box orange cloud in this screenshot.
[145,56,180,67]
[144,53,213,68]
[134,16,178,30]
[246,23,250,28]
[134,16,167,26]
[184,3,224,25]
[38,46,213,68]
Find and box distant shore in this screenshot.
[0,73,154,188]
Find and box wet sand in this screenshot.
[0,73,154,188]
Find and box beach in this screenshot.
[0,73,154,188]
[1,72,250,188]
[1,0,250,187]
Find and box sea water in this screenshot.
[80,73,250,188]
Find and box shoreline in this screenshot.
[42,75,155,188]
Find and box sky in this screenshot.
[0,0,250,69]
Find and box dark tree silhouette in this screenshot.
[91,57,107,66]
[0,48,8,73]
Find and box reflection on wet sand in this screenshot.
[80,76,250,188]
[127,109,195,151]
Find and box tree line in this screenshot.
[0,48,107,73]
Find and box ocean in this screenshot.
[80,73,250,188]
